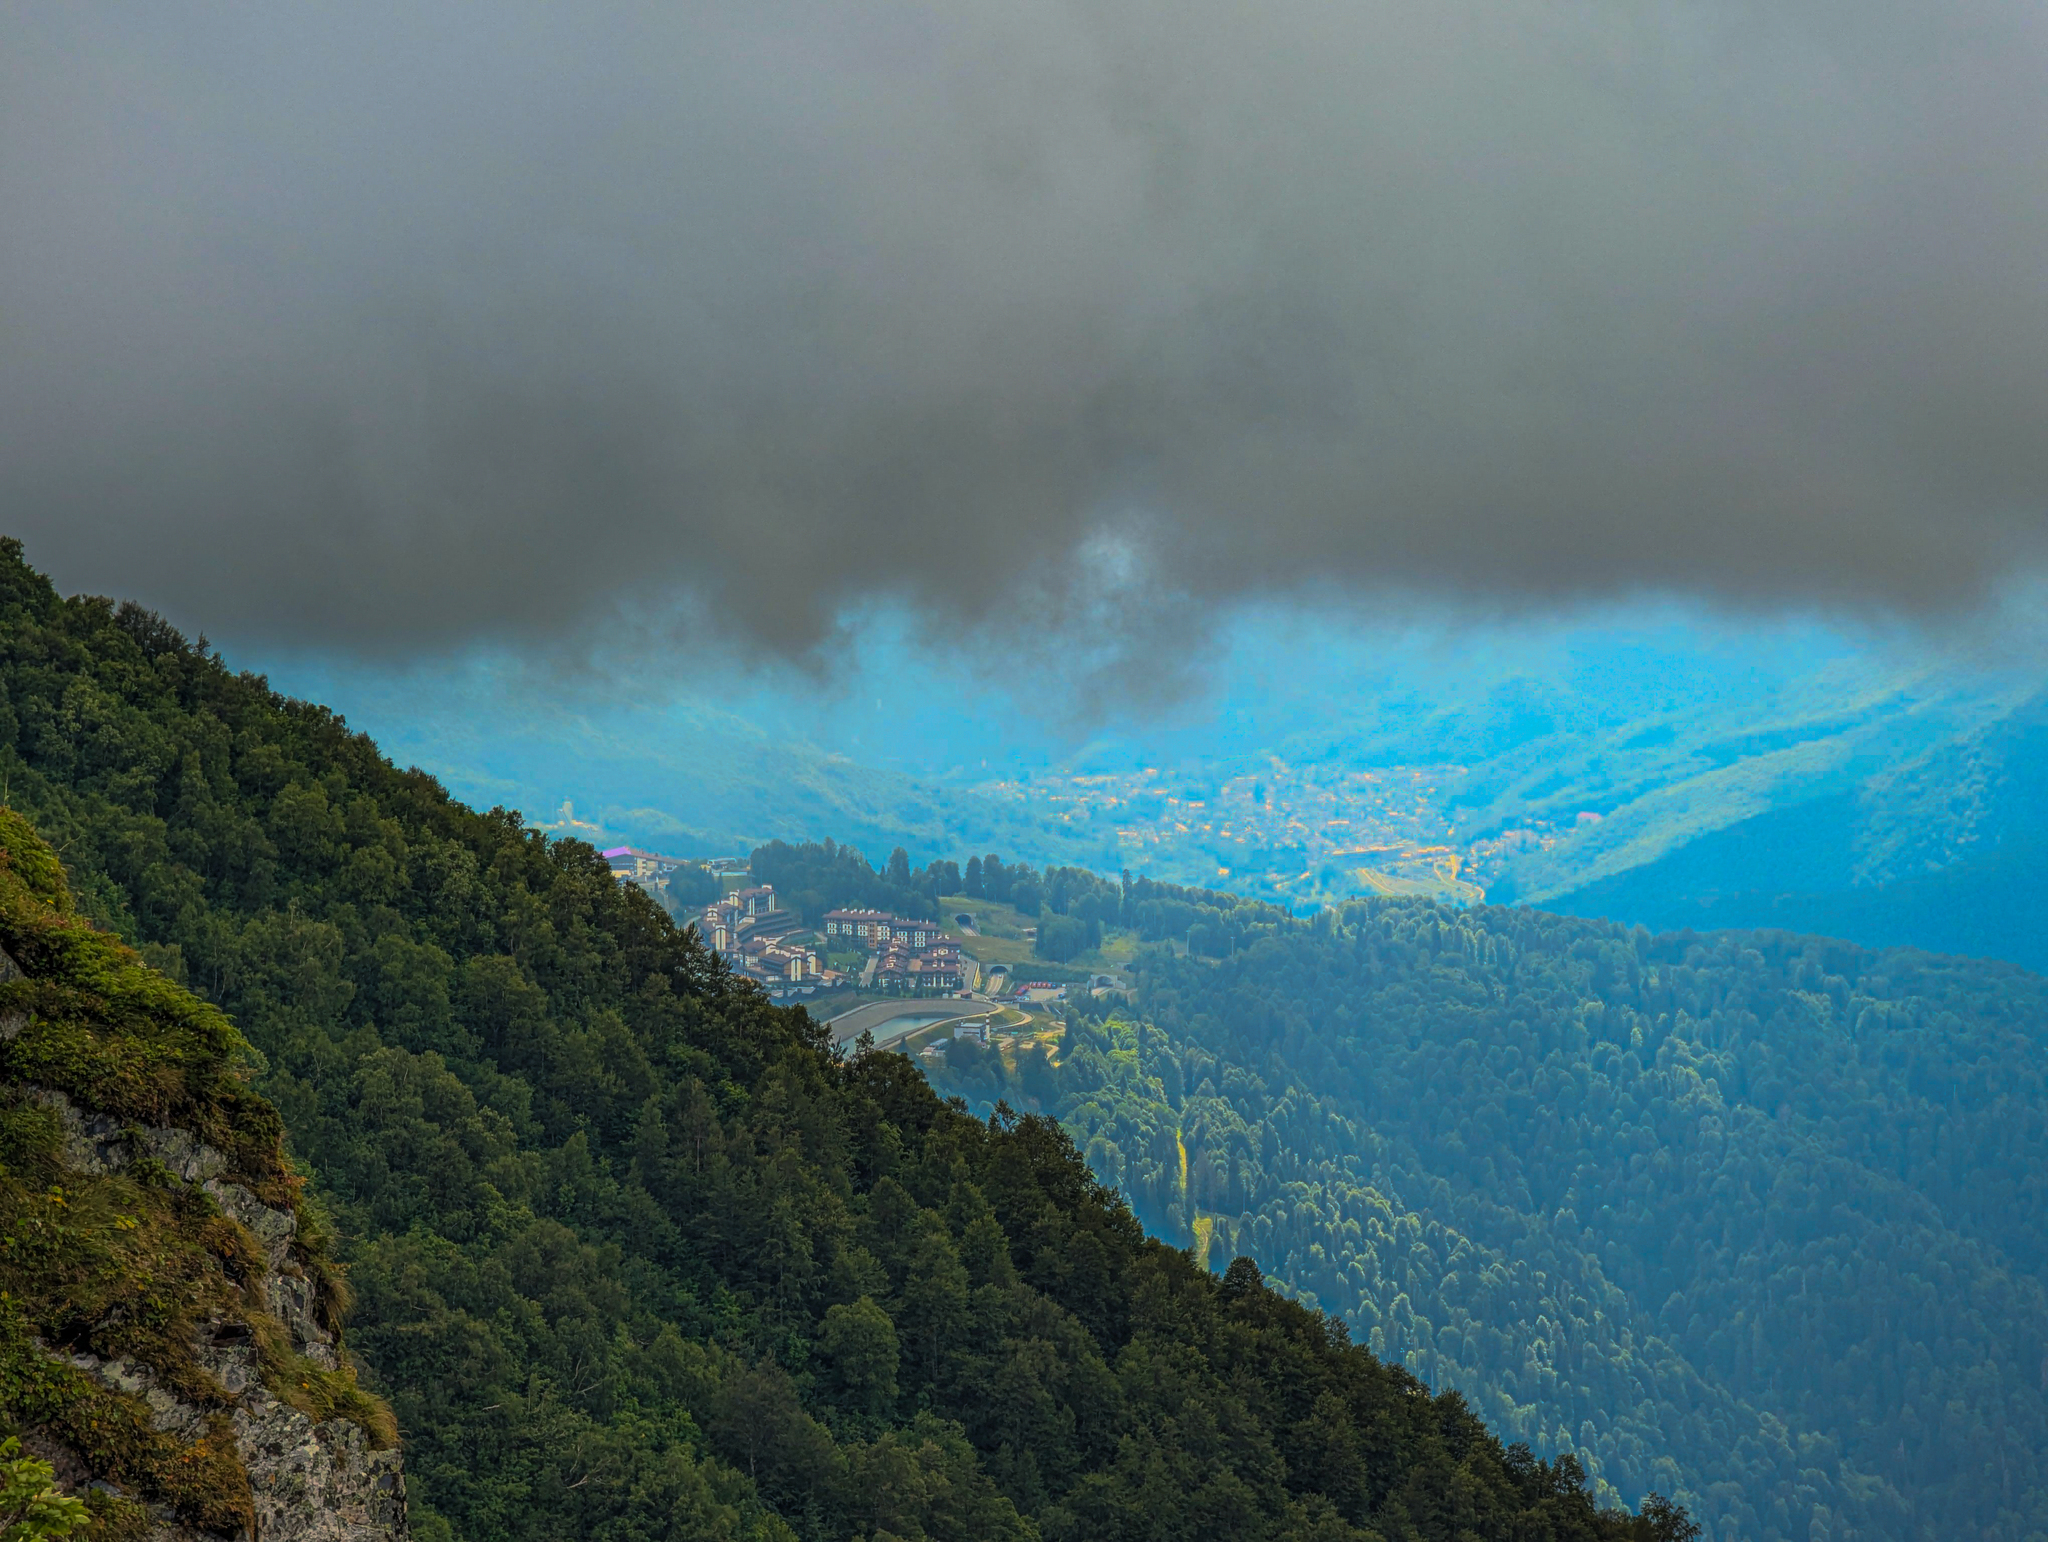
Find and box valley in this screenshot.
[8,543,2046,1542]
[14,5,2048,1538]
[307,626,2048,978]
[0,548,1695,1542]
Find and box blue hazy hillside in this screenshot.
[259,601,2048,971]
[1497,680,2048,963]
[261,652,1126,871]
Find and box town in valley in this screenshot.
[601,844,1088,1060]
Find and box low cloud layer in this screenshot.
[6,1,2048,669]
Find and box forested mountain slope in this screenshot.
[0,538,1688,1541]
[936,903,2048,1541]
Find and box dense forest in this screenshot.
[749,838,954,926]
[0,541,1692,1540]
[749,838,1285,969]
[934,899,2048,1540]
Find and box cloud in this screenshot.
[5,0,2048,677]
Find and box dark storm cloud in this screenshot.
[5,0,2048,665]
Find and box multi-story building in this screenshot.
[698,896,742,950]
[602,846,689,884]
[875,938,965,994]
[888,917,947,949]
[823,908,895,944]
[700,887,958,993]
[697,883,784,958]
[740,933,819,984]
[699,903,732,952]
[744,908,805,941]
[823,910,948,950]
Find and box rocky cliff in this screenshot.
[0,809,405,1540]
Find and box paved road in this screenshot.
[823,997,988,1048]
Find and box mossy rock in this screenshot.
[0,809,72,918]
[0,810,393,1535]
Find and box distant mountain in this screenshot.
[257,658,1124,872]
[1486,674,2048,971]
[256,610,2048,970]
[1011,635,2048,970]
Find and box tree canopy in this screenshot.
[937,897,2048,1540]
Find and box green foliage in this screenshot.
[749,839,953,926]
[1115,874,1289,946]
[1031,914,1099,965]
[937,898,2048,1540]
[662,862,723,911]
[961,858,1283,949]
[820,1298,899,1419]
[0,809,290,1205]
[0,541,1679,1541]
[0,1436,88,1542]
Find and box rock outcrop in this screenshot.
[40,1089,408,1541]
[0,810,408,1540]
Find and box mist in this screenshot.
[6,0,2048,676]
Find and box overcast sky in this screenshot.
[6,0,2047,677]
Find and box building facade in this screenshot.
[823,910,948,949]
[602,846,690,884]
[875,938,965,993]
[823,908,895,943]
